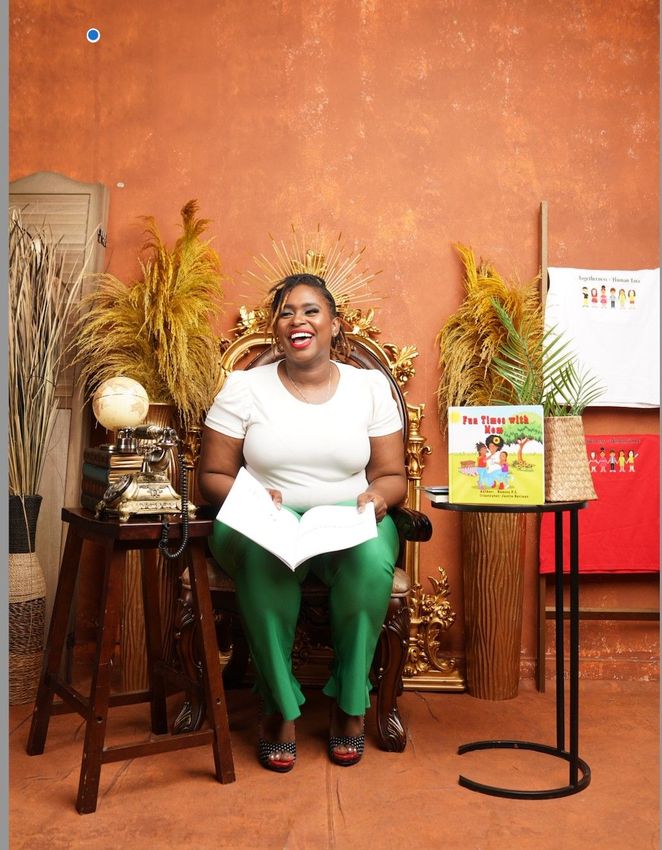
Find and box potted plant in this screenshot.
[490,297,604,501]
[74,199,224,434]
[8,208,86,703]
[436,244,542,700]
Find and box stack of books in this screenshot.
[80,446,144,513]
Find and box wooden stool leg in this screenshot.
[141,549,168,735]
[27,525,84,755]
[76,543,125,814]
[187,539,235,784]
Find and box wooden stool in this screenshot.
[26,508,235,814]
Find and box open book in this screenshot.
[216,467,378,571]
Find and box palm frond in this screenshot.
[489,296,605,415]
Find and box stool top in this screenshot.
[62,507,216,542]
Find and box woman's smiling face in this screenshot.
[276,284,340,362]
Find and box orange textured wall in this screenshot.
[11,1,659,669]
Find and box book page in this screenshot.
[292,502,377,566]
[216,467,378,569]
[216,468,300,566]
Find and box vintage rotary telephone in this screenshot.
[95,424,197,558]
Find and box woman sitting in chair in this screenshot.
[198,273,407,773]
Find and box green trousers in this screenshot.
[209,507,399,721]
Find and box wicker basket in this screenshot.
[544,416,597,502]
[9,495,46,705]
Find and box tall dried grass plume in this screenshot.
[74,200,224,431]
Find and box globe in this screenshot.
[92,377,150,430]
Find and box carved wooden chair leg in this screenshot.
[219,612,250,689]
[172,592,205,734]
[373,595,410,752]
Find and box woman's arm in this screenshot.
[197,426,283,509]
[197,426,245,509]
[358,431,408,521]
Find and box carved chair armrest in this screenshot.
[388,505,432,543]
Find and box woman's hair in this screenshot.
[267,273,349,357]
[485,434,504,451]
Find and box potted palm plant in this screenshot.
[490,298,604,501]
[9,208,86,703]
[436,244,543,700]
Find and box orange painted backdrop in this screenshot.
[10,1,658,667]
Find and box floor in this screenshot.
[9,679,659,850]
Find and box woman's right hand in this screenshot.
[266,488,283,509]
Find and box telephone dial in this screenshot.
[95,424,197,558]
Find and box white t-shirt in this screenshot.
[205,361,403,510]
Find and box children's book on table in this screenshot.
[448,405,545,506]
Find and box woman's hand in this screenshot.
[266,488,283,509]
[357,490,388,522]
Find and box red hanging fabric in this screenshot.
[539,433,660,574]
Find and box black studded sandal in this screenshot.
[328,733,365,767]
[258,738,297,773]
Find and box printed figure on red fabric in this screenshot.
[627,449,638,472]
[598,447,609,473]
[618,450,626,472]
[588,450,598,473]
[609,449,617,472]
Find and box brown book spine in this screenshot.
[83,447,144,469]
[80,493,103,513]
[80,478,111,499]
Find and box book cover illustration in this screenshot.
[448,405,545,505]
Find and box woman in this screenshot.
[197,273,407,773]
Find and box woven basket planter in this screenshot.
[9,495,46,705]
[544,416,597,502]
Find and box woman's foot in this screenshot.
[258,712,296,773]
[329,701,365,767]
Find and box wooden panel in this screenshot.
[9,173,110,632]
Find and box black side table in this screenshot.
[432,499,591,799]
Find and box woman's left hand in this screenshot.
[357,490,388,522]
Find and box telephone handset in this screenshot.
[95,424,197,558]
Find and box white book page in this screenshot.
[292,502,377,567]
[216,467,377,570]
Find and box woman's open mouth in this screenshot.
[289,331,313,350]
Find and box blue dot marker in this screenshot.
[86,28,101,43]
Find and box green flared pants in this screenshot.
[208,507,399,721]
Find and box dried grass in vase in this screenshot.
[74,200,224,431]
[435,243,541,434]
